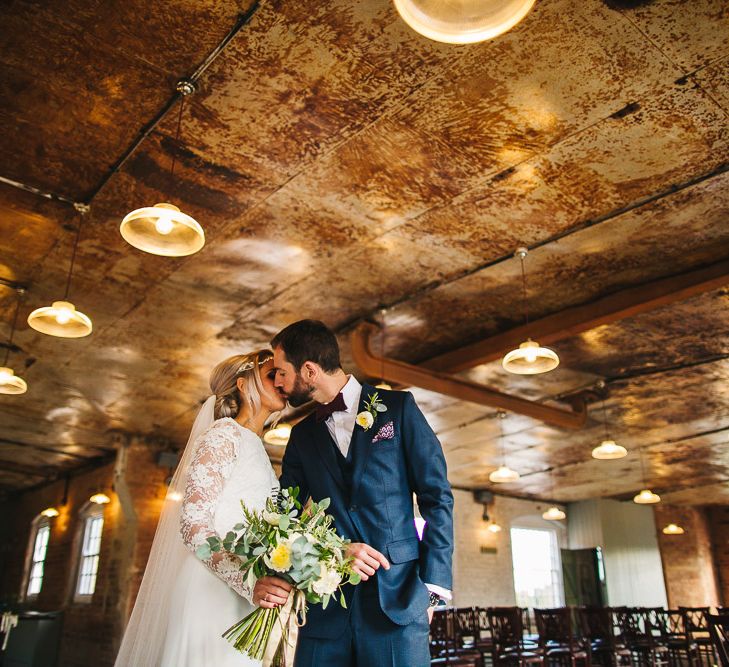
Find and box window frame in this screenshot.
[22,516,51,600]
[73,504,105,603]
[509,519,566,609]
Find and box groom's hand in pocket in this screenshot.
[345,543,390,581]
[253,576,292,608]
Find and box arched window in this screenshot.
[74,503,105,601]
[24,516,51,599]
[510,516,565,609]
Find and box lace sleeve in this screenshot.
[180,425,252,602]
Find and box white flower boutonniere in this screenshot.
[356,392,387,432]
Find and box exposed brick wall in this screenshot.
[0,435,168,667]
[654,504,720,608]
[708,505,729,605]
[451,490,568,608]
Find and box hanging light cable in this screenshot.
[0,289,28,394]
[489,411,520,483]
[633,448,660,504]
[27,205,93,338]
[542,468,566,521]
[120,80,205,257]
[376,308,392,391]
[592,398,628,460]
[502,248,559,375]
[393,0,536,44]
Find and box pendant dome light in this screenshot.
[633,448,660,504]
[90,492,111,505]
[0,289,28,395]
[542,506,566,521]
[502,248,559,375]
[120,80,205,257]
[393,0,536,44]
[592,398,628,460]
[28,205,93,338]
[489,411,521,483]
[263,423,292,447]
[662,523,684,535]
[542,468,566,521]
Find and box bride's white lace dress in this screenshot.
[160,418,279,667]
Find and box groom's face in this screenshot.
[273,346,315,407]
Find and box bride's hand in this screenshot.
[345,543,390,581]
[253,576,292,608]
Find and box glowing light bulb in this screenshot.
[633,489,660,504]
[155,216,174,235]
[487,523,502,533]
[55,307,72,325]
[0,368,11,383]
[41,507,59,518]
[525,347,537,363]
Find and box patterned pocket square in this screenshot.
[372,421,395,443]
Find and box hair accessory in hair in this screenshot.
[236,354,272,375]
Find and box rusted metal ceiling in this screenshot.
[0,0,727,504]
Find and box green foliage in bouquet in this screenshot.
[196,487,360,664]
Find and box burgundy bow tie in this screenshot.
[316,392,347,422]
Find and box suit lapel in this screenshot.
[310,418,347,491]
[349,383,378,501]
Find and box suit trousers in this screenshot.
[293,579,431,667]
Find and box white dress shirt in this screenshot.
[322,375,452,601]
[324,375,361,458]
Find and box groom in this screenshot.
[252,319,454,666]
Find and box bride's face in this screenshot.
[258,359,286,412]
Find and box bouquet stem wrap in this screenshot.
[223,590,306,667]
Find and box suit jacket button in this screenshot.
[350,505,357,512]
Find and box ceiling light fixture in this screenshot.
[542,506,566,521]
[393,0,536,44]
[662,523,684,535]
[633,448,660,504]
[592,398,628,460]
[28,205,93,338]
[481,506,502,533]
[0,289,28,395]
[489,411,521,483]
[90,492,111,505]
[40,507,59,518]
[263,423,292,447]
[120,80,205,257]
[502,248,559,375]
[542,468,566,521]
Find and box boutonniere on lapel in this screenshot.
[356,392,387,431]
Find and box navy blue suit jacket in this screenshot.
[280,384,454,640]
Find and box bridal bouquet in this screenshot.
[196,487,359,666]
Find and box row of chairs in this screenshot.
[430,606,729,667]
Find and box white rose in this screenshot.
[262,510,281,526]
[312,563,342,597]
[356,411,374,430]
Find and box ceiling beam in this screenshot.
[0,460,54,479]
[0,437,109,460]
[424,258,729,373]
[351,322,587,430]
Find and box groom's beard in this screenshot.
[286,374,315,407]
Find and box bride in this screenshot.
[115,350,286,666]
